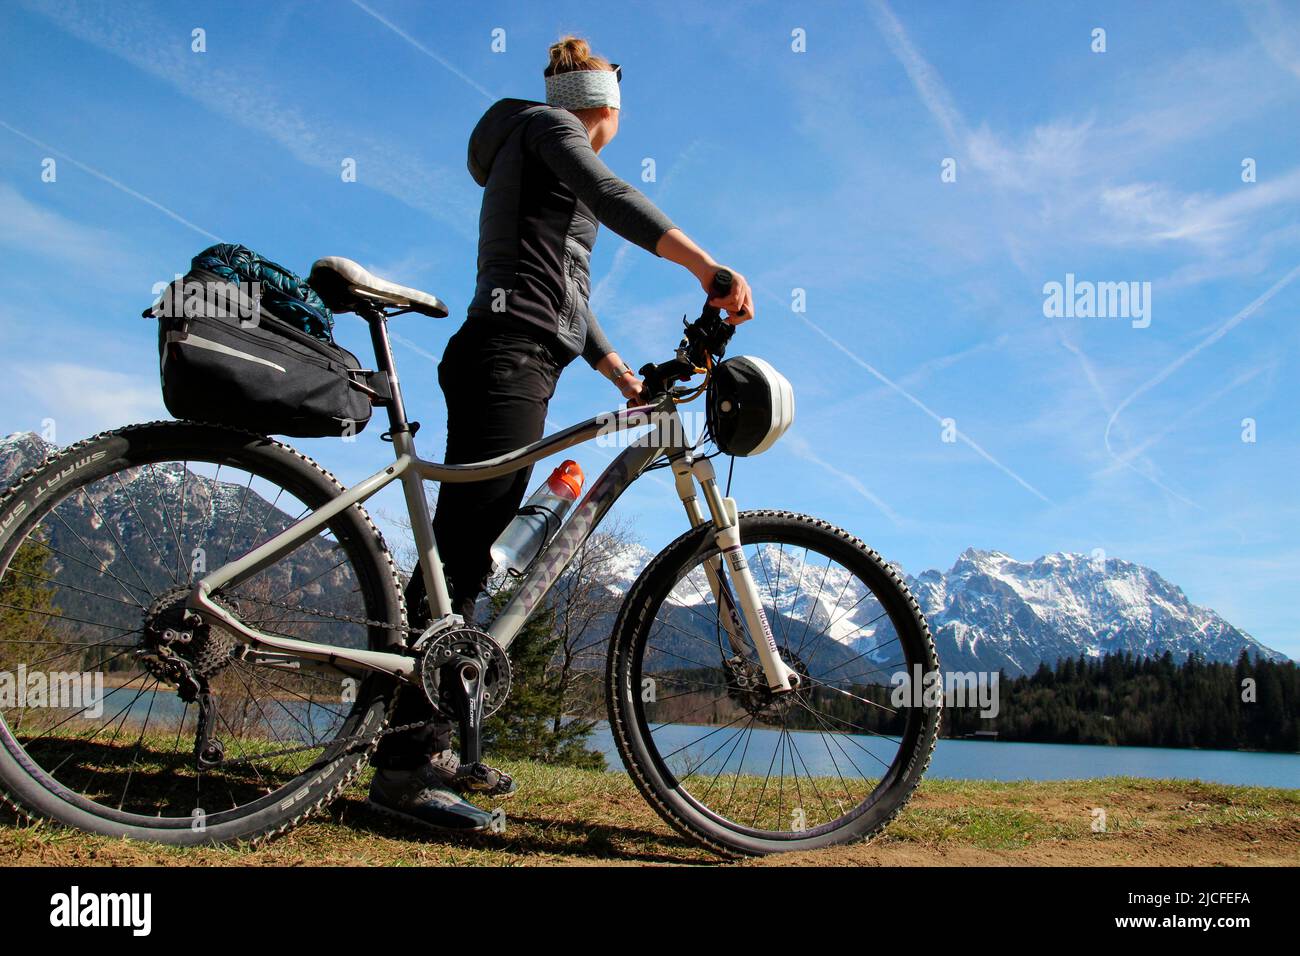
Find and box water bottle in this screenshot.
[489,460,585,574]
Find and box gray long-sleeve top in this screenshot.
[466,98,676,368]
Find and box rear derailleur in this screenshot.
[137,586,237,771]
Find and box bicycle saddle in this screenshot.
[309,256,449,318]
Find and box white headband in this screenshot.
[545,69,620,111]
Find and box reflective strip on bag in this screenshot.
[166,331,287,373]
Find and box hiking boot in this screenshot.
[427,748,518,797]
[367,764,494,832]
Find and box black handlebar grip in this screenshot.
[708,268,747,318]
[709,269,733,299]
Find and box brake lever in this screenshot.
[638,356,696,401]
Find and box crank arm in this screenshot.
[445,657,486,767]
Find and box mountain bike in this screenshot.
[0,264,940,856]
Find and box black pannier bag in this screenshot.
[147,265,374,438]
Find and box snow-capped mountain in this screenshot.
[0,431,52,487]
[0,431,370,640]
[595,540,1284,676]
[907,548,1284,674]
[1,431,1285,674]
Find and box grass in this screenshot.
[2,760,1297,866]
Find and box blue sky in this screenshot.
[1,0,1297,658]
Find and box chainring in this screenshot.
[418,626,512,718]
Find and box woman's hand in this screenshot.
[700,266,755,325]
[596,352,648,405]
[619,373,647,405]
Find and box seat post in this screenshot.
[356,302,454,622]
[360,303,412,437]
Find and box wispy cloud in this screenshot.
[1242,0,1300,81]
[1098,167,1300,248]
[14,361,165,438]
[0,181,144,274]
[866,0,1300,264]
[25,0,475,234]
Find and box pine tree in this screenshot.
[940,650,1298,753]
[481,588,605,769]
[0,537,63,671]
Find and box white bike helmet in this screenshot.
[706,355,795,457]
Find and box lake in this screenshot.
[587,722,1300,789]
[66,686,1300,789]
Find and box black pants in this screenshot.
[372,320,562,769]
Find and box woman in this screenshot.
[369,36,755,832]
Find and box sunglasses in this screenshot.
[544,63,622,83]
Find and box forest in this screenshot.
[941,651,1300,753]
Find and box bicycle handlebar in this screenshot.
[636,269,739,401]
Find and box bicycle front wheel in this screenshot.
[0,422,406,845]
[607,510,940,856]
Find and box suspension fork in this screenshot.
[670,452,799,693]
[671,456,744,657]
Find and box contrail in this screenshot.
[785,435,906,527]
[867,0,966,150]
[0,120,222,242]
[1104,363,1268,474]
[1104,262,1300,458]
[1059,334,1199,508]
[791,306,1052,504]
[349,0,496,102]
[387,328,445,366]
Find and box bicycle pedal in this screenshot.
[454,762,516,796]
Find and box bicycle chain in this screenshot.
[207,716,435,770]
[229,591,421,635]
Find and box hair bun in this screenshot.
[547,34,608,74]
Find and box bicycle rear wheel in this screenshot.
[0,422,406,844]
[607,510,940,856]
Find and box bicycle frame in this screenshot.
[186,309,799,693]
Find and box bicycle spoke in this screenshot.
[629,521,933,841]
[0,438,398,829]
